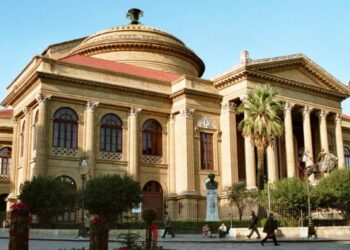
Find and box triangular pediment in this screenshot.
[246,54,349,96]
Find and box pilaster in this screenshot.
[85,101,99,177]
[220,101,238,188]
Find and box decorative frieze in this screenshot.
[197,115,216,129]
[142,155,163,164]
[51,147,78,157]
[99,151,123,161]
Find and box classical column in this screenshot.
[23,107,31,181]
[34,93,50,177]
[303,106,314,166]
[245,136,256,188]
[284,102,296,177]
[85,101,98,177]
[267,139,278,183]
[220,101,238,189]
[129,107,141,181]
[168,114,176,194]
[175,108,196,194]
[319,109,329,153]
[335,113,345,168]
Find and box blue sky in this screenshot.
[0,0,349,113]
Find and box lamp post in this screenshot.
[78,158,89,238]
[306,178,317,238]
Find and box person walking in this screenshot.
[161,212,175,238]
[261,213,279,246]
[247,211,261,239]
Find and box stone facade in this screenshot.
[0,14,350,222]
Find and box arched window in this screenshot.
[53,108,78,148]
[20,122,25,157]
[100,114,123,152]
[32,111,39,151]
[344,146,350,168]
[142,119,162,156]
[57,175,77,222]
[0,147,11,175]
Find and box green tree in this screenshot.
[315,169,350,215]
[19,176,70,226]
[238,84,284,189]
[229,182,257,221]
[83,174,142,222]
[259,177,312,220]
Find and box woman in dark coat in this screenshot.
[247,211,260,239]
[261,213,279,246]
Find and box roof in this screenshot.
[60,54,180,82]
[342,114,350,121]
[0,109,13,119]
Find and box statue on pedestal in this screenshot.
[205,173,220,221]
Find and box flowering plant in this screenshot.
[9,202,30,250]
[89,216,108,250]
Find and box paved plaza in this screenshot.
[1,238,350,250]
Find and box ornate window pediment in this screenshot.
[197,116,216,129]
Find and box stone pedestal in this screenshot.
[206,189,219,221]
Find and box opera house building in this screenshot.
[0,10,349,222]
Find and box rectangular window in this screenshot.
[200,132,214,170]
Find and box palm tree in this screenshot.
[238,84,284,190]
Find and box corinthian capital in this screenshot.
[303,106,313,116]
[86,101,99,111]
[36,93,51,105]
[319,109,329,119]
[180,108,195,118]
[335,112,342,122]
[284,102,295,112]
[130,107,142,117]
[221,101,237,112]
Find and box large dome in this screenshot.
[69,24,205,77]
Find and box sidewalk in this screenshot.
[1,229,350,243]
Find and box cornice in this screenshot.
[213,69,248,89]
[72,40,205,77]
[37,72,171,103]
[247,70,348,99]
[170,88,222,103]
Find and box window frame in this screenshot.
[199,132,214,170]
[100,113,123,153]
[52,107,78,149]
[345,146,350,169]
[142,119,163,156]
[0,147,11,175]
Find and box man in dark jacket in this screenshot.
[161,212,175,238]
[261,213,279,246]
[247,211,260,239]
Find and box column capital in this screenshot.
[22,106,30,115]
[130,107,142,117]
[284,102,295,112]
[180,108,195,119]
[303,106,314,115]
[335,112,342,122]
[36,93,51,105]
[318,109,329,119]
[86,101,99,111]
[169,114,175,123]
[221,101,237,112]
[11,117,19,124]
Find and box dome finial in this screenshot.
[127,8,143,25]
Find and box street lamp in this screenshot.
[78,158,89,238]
[306,178,317,238]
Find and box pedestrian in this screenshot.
[218,222,227,238]
[261,213,279,246]
[84,212,90,236]
[150,223,158,247]
[247,211,261,239]
[161,212,175,238]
